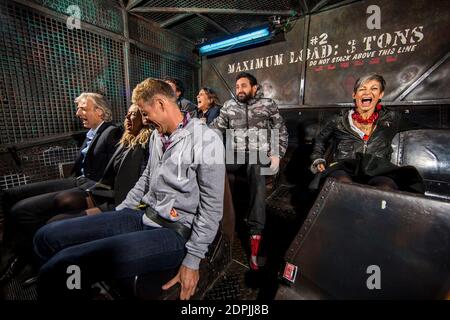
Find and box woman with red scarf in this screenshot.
[310,73,424,193]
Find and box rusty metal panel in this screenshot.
[201,17,305,107]
[305,0,450,104]
[405,59,450,101]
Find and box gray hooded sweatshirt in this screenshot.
[116,118,225,270]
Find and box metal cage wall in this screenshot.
[0,0,199,218]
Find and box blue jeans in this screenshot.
[33,208,186,299]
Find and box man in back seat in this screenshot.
[0,93,121,284]
[33,78,225,300]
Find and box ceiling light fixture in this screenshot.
[197,25,273,56]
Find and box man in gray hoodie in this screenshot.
[34,79,225,300]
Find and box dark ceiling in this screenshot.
[122,0,358,44]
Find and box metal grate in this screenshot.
[129,44,162,89]
[30,0,124,34]
[0,173,30,190]
[206,13,269,34]
[0,139,80,189]
[0,1,126,145]
[128,15,196,61]
[3,264,38,300]
[0,0,200,220]
[141,0,297,10]
[162,57,199,102]
[169,15,223,42]
[266,184,297,219]
[42,145,79,166]
[129,44,199,103]
[140,12,179,23]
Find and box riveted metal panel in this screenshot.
[280,179,450,299]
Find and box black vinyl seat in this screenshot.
[276,179,450,300]
[274,128,450,300]
[391,129,450,200]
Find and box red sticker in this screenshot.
[170,208,178,218]
[283,262,298,283]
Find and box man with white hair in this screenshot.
[0,92,121,284]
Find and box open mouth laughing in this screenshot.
[361,97,373,107]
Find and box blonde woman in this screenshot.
[48,104,151,221]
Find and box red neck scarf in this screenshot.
[352,104,382,125]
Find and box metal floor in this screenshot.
[1,183,306,300]
[1,234,260,301]
[205,235,259,300]
[2,264,37,300]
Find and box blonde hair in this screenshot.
[75,92,113,122]
[132,78,176,104]
[119,104,151,149]
[119,127,151,149]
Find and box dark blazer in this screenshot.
[90,143,149,210]
[73,122,122,182]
